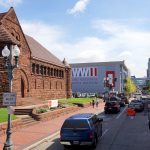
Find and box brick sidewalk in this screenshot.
[0,102,105,150]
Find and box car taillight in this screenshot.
[89,132,94,138]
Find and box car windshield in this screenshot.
[109,97,117,101]
[62,119,89,129]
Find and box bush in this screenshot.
[36,108,47,114]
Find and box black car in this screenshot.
[104,101,121,113]
[60,113,103,149]
[109,96,125,107]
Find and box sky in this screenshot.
[0,0,150,77]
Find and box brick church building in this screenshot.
[0,7,72,106]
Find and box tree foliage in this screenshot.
[124,77,137,94]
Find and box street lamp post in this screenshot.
[2,45,20,150]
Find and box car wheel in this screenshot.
[92,136,97,149]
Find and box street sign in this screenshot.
[3,93,16,106]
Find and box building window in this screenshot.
[48,67,50,76]
[54,69,56,77]
[44,66,46,75]
[62,71,64,78]
[32,63,35,74]
[51,68,53,76]
[36,64,39,74]
[40,65,43,75]
[56,69,58,77]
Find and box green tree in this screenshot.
[124,77,137,94]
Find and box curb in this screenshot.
[23,108,104,150]
[23,131,60,150]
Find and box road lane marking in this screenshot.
[116,106,127,119]
[100,129,109,139]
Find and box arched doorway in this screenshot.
[21,78,25,98]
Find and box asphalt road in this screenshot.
[29,106,150,150]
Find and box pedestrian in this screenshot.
[92,99,95,108]
[96,100,99,108]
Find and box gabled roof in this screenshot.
[0,8,20,45]
[25,35,65,67]
[0,24,20,45]
[0,8,65,67]
[0,12,6,20]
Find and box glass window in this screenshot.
[36,64,39,74]
[44,67,46,75]
[40,65,43,75]
[62,120,89,129]
[48,67,50,76]
[32,63,35,74]
[54,69,56,76]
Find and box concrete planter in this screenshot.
[32,105,84,121]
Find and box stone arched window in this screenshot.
[54,69,56,77]
[51,68,53,76]
[56,69,58,77]
[62,71,64,78]
[48,67,50,76]
[40,65,44,75]
[32,63,35,74]
[36,64,39,74]
[44,66,46,75]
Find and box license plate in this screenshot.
[73,141,79,144]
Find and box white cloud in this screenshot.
[21,19,150,77]
[68,0,91,15]
[21,20,65,54]
[0,0,22,7]
[92,19,150,77]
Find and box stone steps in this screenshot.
[20,115,38,127]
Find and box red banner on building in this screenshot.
[106,71,115,87]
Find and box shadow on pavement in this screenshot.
[45,138,95,150]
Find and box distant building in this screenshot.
[0,8,72,106]
[131,76,147,90]
[70,61,129,94]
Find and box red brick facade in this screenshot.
[0,8,72,106]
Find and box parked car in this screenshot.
[121,96,129,104]
[128,100,144,112]
[133,93,142,100]
[109,96,125,107]
[117,93,129,104]
[60,113,103,149]
[104,101,121,113]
